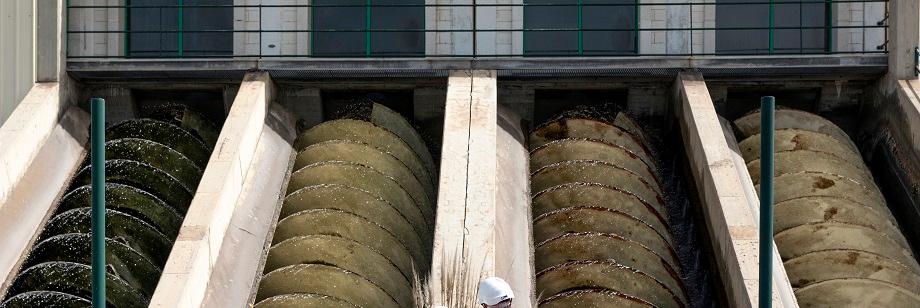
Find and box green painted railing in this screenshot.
[65,0,888,58]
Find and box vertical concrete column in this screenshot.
[674,71,796,308]
[666,0,692,54]
[473,0,522,56]
[427,0,474,56]
[430,70,534,306]
[889,0,920,79]
[641,0,701,54]
[834,0,886,52]
[67,0,124,58]
[35,0,60,82]
[150,71,273,307]
[690,0,716,54]
[233,0,254,56]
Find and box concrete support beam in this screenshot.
[431,70,498,305]
[0,101,88,298]
[0,83,69,208]
[889,0,920,79]
[674,71,797,308]
[200,102,296,307]
[150,71,275,307]
[430,70,534,306]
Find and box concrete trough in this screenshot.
[152,73,451,308]
[3,68,920,308]
[0,78,233,307]
[700,70,920,307]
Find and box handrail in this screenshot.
[65,0,889,58]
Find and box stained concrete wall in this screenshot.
[0,0,35,125]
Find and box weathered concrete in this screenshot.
[493,104,534,307]
[430,70,534,306]
[0,0,35,123]
[430,70,498,306]
[35,0,61,82]
[888,0,920,80]
[0,83,69,210]
[150,71,275,307]
[68,55,888,79]
[200,102,296,307]
[674,71,797,308]
[0,102,89,298]
[862,78,920,248]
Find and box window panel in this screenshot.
[129,0,232,57]
[525,0,636,56]
[716,0,827,54]
[183,0,233,56]
[371,0,424,56]
[582,0,636,55]
[313,0,366,56]
[313,0,424,57]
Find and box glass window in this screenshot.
[129,0,233,57]
[312,0,424,57]
[715,0,827,54]
[524,0,637,56]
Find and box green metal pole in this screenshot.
[577,0,583,55]
[365,0,372,57]
[91,98,106,308]
[759,96,775,308]
[768,0,774,54]
[177,0,184,57]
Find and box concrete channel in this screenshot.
[1,65,920,307]
[4,1,920,307]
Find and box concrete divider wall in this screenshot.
[674,71,797,308]
[0,79,86,298]
[150,71,278,307]
[201,101,296,307]
[429,70,534,307]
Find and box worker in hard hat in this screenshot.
[478,277,514,307]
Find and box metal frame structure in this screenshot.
[65,0,888,58]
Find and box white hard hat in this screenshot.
[478,277,514,305]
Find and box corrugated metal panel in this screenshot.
[0,0,34,125]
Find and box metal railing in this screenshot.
[65,0,889,59]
